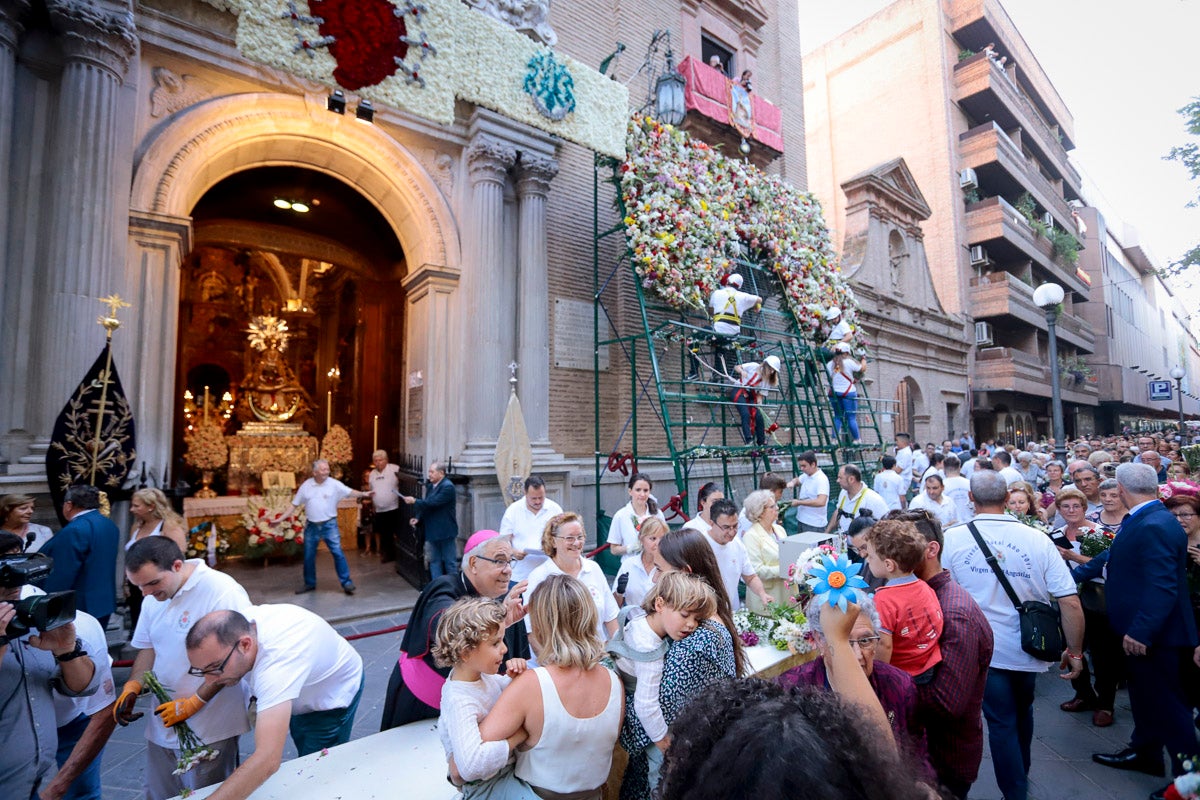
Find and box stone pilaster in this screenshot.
[461,135,517,453]
[32,1,137,436]
[514,154,558,447]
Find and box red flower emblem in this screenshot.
[314,0,409,91]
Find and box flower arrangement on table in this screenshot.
[733,604,811,653]
[1077,528,1116,558]
[142,670,220,776]
[186,520,232,563]
[320,424,353,473]
[244,496,305,559]
[183,420,228,470]
[620,115,856,343]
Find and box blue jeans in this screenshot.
[830,392,860,441]
[303,518,353,588]
[426,537,458,579]
[55,713,102,800]
[732,388,764,445]
[981,667,1037,800]
[289,676,364,756]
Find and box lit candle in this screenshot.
[373,415,379,451]
[203,386,210,423]
[326,390,332,429]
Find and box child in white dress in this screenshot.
[433,597,537,800]
[607,572,718,791]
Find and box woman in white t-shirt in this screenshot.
[908,474,958,529]
[606,473,666,565]
[732,356,780,446]
[526,513,619,643]
[825,344,866,444]
[612,517,665,609]
[681,482,723,535]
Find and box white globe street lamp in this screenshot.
[1033,283,1066,462]
[1170,365,1186,438]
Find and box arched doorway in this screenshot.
[894,377,924,440]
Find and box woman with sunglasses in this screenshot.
[381,529,530,730]
[525,513,619,643]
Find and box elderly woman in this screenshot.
[0,493,54,552]
[380,530,530,730]
[1039,460,1068,508]
[125,488,189,630]
[1087,478,1128,534]
[525,513,619,643]
[620,529,744,799]
[612,516,664,609]
[481,574,623,800]
[776,594,932,776]
[741,489,788,611]
[1050,487,1100,557]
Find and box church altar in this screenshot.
[183,495,360,556]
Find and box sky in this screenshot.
[796,0,1200,300]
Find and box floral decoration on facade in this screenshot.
[320,424,353,466]
[244,496,305,557]
[621,116,856,338]
[198,0,628,157]
[523,50,574,121]
[183,420,229,470]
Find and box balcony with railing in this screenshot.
[678,56,783,168]
[953,54,1080,193]
[975,345,1099,405]
[959,122,1075,232]
[970,271,1095,353]
[965,195,1090,296]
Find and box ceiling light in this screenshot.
[273,198,292,209]
[327,90,346,114]
[290,202,310,213]
[355,100,375,123]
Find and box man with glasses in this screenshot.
[703,498,773,611]
[115,537,251,800]
[499,475,564,582]
[181,604,364,799]
[380,529,529,730]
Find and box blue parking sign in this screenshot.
[1149,380,1173,401]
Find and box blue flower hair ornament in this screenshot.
[806,554,869,612]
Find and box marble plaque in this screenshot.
[554,298,608,371]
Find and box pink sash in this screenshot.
[398,651,445,709]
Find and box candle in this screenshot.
[373,415,379,451]
[326,390,332,429]
[203,386,210,423]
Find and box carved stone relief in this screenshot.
[462,0,556,46]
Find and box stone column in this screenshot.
[514,155,558,447]
[461,136,517,453]
[31,1,136,437]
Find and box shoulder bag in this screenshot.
[967,521,1064,661]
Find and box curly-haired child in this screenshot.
[865,518,943,683]
[433,597,537,799]
[608,571,718,790]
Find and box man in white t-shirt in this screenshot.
[873,455,907,512]
[895,434,915,492]
[795,452,831,533]
[115,537,252,800]
[941,470,1084,800]
[698,274,761,379]
[941,454,973,525]
[367,450,402,564]
[184,604,365,799]
[290,459,372,596]
[704,499,772,611]
[826,465,891,535]
[911,444,932,494]
[992,450,1024,488]
[499,475,564,582]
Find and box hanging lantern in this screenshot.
[654,49,686,126]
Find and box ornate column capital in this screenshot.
[0,0,30,52]
[47,0,137,79]
[466,136,517,186]
[515,154,559,199]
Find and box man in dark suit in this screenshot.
[41,484,120,630]
[1093,462,1198,800]
[401,461,459,579]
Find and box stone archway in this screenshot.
[125,92,462,479]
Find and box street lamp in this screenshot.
[1033,282,1067,463]
[1170,365,1186,440]
[654,46,686,126]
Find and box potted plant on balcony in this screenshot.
[1057,355,1092,386]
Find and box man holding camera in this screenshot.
[0,541,104,800]
[114,537,251,800]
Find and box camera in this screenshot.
[0,552,77,643]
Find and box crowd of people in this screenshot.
[4,426,1199,800]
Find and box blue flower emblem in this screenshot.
[806,554,868,612]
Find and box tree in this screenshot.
[1165,97,1200,275]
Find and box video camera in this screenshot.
[0,552,76,644]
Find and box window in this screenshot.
[701,35,734,77]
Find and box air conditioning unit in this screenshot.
[1041,212,1054,227]
[975,321,994,346]
[969,245,989,266]
[959,168,979,190]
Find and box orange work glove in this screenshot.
[113,679,144,726]
[155,694,206,727]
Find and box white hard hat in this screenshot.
[763,355,781,372]
[826,307,842,319]
[835,343,852,353]
[726,273,744,288]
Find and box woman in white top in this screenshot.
[907,474,958,529]
[681,482,723,535]
[126,488,189,630]
[732,356,780,446]
[826,343,865,444]
[0,493,54,552]
[740,490,788,612]
[481,574,624,800]
[607,473,666,565]
[612,517,665,609]
[526,513,619,643]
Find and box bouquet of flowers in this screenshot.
[142,670,219,775]
[1160,480,1200,501]
[733,604,814,654]
[244,496,305,558]
[1077,528,1116,558]
[320,424,353,467]
[1006,509,1051,534]
[186,520,231,563]
[183,421,228,470]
